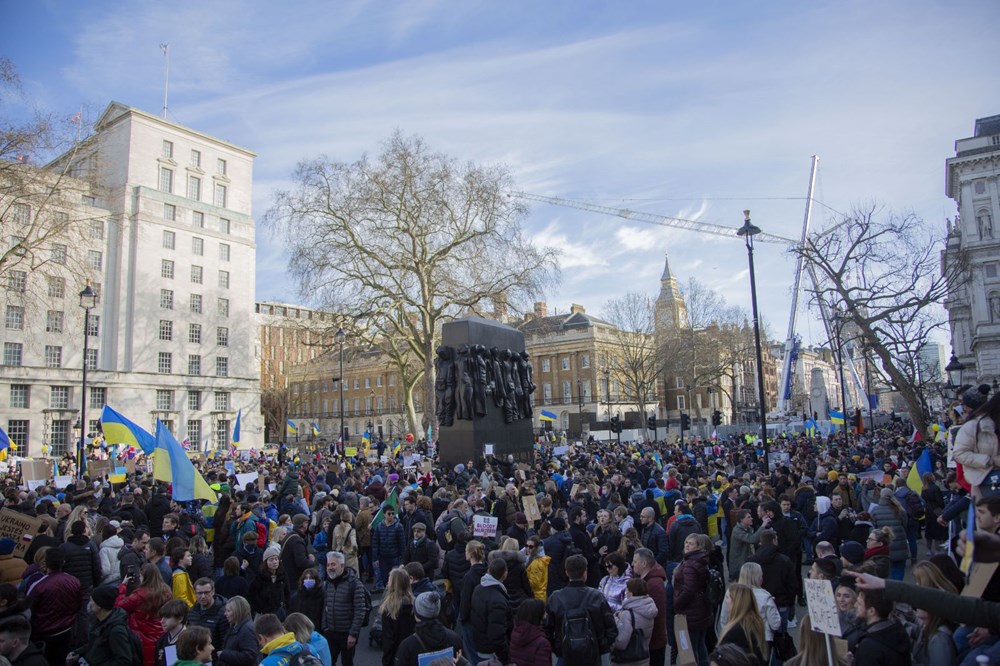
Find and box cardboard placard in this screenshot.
[674,614,697,666]
[804,577,842,636]
[962,562,999,598]
[125,459,136,475]
[258,476,266,494]
[553,445,569,456]
[53,475,74,489]
[472,515,498,538]
[522,494,542,522]
[20,460,50,483]
[0,508,46,558]
[89,459,114,479]
[235,472,258,489]
[421,460,433,475]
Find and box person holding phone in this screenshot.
[115,563,172,665]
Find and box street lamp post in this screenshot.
[577,379,584,436]
[831,310,851,438]
[863,349,875,432]
[337,327,346,454]
[737,210,770,471]
[945,352,964,392]
[78,284,98,478]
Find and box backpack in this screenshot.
[561,603,599,663]
[350,576,373,627]
[904,491,925,521]
[706,565,726,608]
[289,647,325,666]
[115,624,144,666]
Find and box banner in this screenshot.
[0,508,46,558]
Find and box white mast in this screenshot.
[160,43,169,118]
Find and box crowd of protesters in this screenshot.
[0,384,997,665]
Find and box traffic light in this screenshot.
[610,415,620,433]
[712,410,722,426]
[647,414,656,430]
[680,413,691,430]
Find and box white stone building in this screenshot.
[1,102,262,456]
[944,114,1000,386]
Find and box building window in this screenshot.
[160,289,174,310]
[163,230,176,249]
[541,359,551,372]
[188,419,202,446]
[190,294,202,314]
[188,354,201,376]
[3,343,23,366]
[217,158,227,175]
[51,244,67,265]
[187,175,201,201]
[189,323,201,344]
[376,376,383,387]
[86,314,99,336]
[45,345,62,368]
[215,391,230,411]
[219,243,230,261]
[675,377,684,389]
[48,419,69,456]
[161,259,174,279]
[192,211,204,228]
[353,398,360,414]
[561,357,570,371]
[4,305,24,330]
[163,203,176,221]
[582,380,592,400]
[7,271,26,293]
[215,420,229,448]
[7,419,29,448]
[216,357,228,377]
[218,270,229,289]
[50,386,69,409]
[192,237,203,255]
[677,395,686,411]
[990,291,1000,323]
[217,298,229,317]
[91,219,104,240]
[190,149,201,167]
[219,218,230,234]
[10,203,29,226]
[217,327,228,347]
[581,354,590,369]
[562,381,571,403]
[90,386,107,408]
[188,390,201,410]
[191,265,203,284]
[214,183,227,208]
[84,348,97,370]
[156,389,173,411]
[159,320,173,341]
[162,140,174,158]
[45,310,64,333]
[48,276,65,298]
[158,352,172,374]
[542,383,552,403]
[986,263,999,280]
[86,250,102,270]
[159,167,173,193]
[9,385,29,409]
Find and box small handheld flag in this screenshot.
[829,409,845,425]
[0,426,10,462]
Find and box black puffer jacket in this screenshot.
[749,544,796,608]
[381,601,415,666]
[488,549,533,610]
[321,568,366,637]
[440,546,470,592]
[544,581,618,656]
[542,530,573,594]
[459,562,487,624]
[470,574,513,659]
[80,608,137,666]
[59,534,101,597]
[189,594,230,656]
[217,618,258,666]
[853,618,912,666]
[247,570,288,616]
[394,620,463,666]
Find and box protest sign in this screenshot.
[421,460,433,475]
[125,459,136,475]
[235,472,258,489]
[20,460,50,483]
[472,515,498,538]
[89,460,114,479]
[484,444,494,456]
[25,479,45,491]
[805,578,842,636]
[224,461,236,475]
[345,447,358,458]
[522,494,542,522]
[0,508,45,558]
[53,475,74,489]
[553,445,569,456]
[674,615,697,666]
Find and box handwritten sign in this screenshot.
[53,475,74,489]
[484,444,494,456]
[472,515,498,538]
[235,472,258,489]
[0,509,46,558]
[522,494,541,522]
[553,445,569,456]
[345,447,358,457]
[25,479,45,491]
[804,578,841,636]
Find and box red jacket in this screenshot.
[26,572,81,636]
[673,550,713,631]
[115,584,165,665]
[643,563,668,650]
[509,620,552,666]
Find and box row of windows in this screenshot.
[156,352,229,377]
[162,230,231,260]
[538,354,596,373]
[288,396,399,415]
[8,205,105,240]
[159,166,228,209]
[8,384,231,413]
[159,289,229,316]
[4,308,99,336]
[162,141,227,175]
[2,343,97,369]
[5,416,230,456]
[157,321,228,346]
[160,260,230,287]
[6,272,101,300]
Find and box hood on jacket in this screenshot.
[860,619,912,657]
[815,496,831,516]
[644,563,667,584]
[511,619,547,645]
[262,631,302,656]
[100,535,124,550]
[622,593,659,620]
[414,619,456,650]
[489,549,526,567]
[479,573,507,592]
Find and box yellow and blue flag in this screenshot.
[539,409,557,422]
[805,418,818,437]
[311,422,321,436]
[153,420,217,503]
[829,410,845,425]
[232,409,241,445]
[101,405,157,454]
[362,430,372,449]
[392,440,401,456]
[906,448,933,494]
[286,420,298,435]
[0,425,10,462]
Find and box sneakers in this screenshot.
[786,618,797,629]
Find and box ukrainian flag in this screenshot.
[0,426,10,462]
[392,440,401,456]
[805,418,818,437]
[362,430,371,448]
[311,422,321,437]
[153,420,217,503]
[286,420,298,435]
[829,410,845,425]
[232,409,242,445]
[539,409,557,422]
[101,405,157,454]
[906,448,933,493]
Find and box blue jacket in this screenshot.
[307,631,332,666]
[641,521,670,566]
[372,519,405,561]
[260,632,307,666]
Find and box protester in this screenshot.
[289,567,325,619]
[393,591,464,666]
[284,612,333,666]
[321,550,367,666]
[255,612,308,666]
[612,577,657,666]
[216,595,258,666]
[114,562,172,664]
[379,567,415,666]
[68,583,142,666]
[717,584,768,665]
[510,598,552,666]
[544,554,618,665]
[155,599,190,666]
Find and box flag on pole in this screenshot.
[286,420,298,435]
[0,426,10,462]
[392,440,401,456]
[153,421,217,503]
[369,487,399,530]
[232,409,242,445]
[804,418,818,437]
[539,409,557,422]
[180,437,191,450]
[101,405,157,454]
[907,426,923,445]
[362,430,371,449]
[829,410,845,425]
[711,428,718,441]
[311,422,321,437]
[906,448,933,493]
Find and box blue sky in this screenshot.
[5,1,999,347]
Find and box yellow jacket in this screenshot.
[526,555,550,603]
[172,569,195,607]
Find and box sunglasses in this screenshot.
[526,544,537,549]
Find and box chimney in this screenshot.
[534,301,548,318]
[570,303,585,315]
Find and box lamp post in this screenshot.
[831,309,851,438]
[577,379,584,436]
[337,327,346,454]
[77,285,98,477]
[862,348,875,432]
[945,352,964,391]
[737,210,769,471]
[685,383,692,442]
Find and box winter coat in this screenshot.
[393,620,463,666]
[673,549,713,631]
[289,584,325,620]
[545,581,619,656]
[372,519,405,562]
[403,535,440,579]
[640,522,670,567]
[59,534,102,597]
[488,549,533,609]
[25,570,81,635]
[117,543,144,584]
[641,564,668,650]
[459,562,488,624]
[330,521,360,572]
[321,568,366,636]
[215,572,249,600]
[147,494,172,538]
[912,624,955,666]
[526,555,550,602]
[667,514,701,563]
[728,523,763,581]
[471,573,513,658]
[7,641,46,666]
[808,509,840,549]
[599,571,631,612]
[954,415,999,486]
[248,570,288,616]
[189,594,230,654]
[381,601,416,666]
[853,618,913,666]
[543,530,574,593]
[259,632,307,666]
[190,552,213,583]
[870,498,909,563]
[749,544,796,608]
[719,586,781,641]
[280,530,313,590]
[114,583,165,665]
[98,535,124,584]
[277,471,302,500]
[849,520,874,545]
[510,620,552,666]
[440,547,470,592]
[80,608,138,666]
[863,544,891,578]
[612,594,658,666]
[217,618,258,666]
[719,624,766,665]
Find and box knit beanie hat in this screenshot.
[414,591,440,619]
[91,584,118,611]
[263,544,281,561]
[840,541,865,565]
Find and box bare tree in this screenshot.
[794,203,966,432]
[265,132,560,434]
[602,292,658,431]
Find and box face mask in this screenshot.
[303,579,317,589]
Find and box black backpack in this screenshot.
[289,647,325,666]
[350,576,373,627]
[706,565,726,608]
[561,603,599,663]
[115,624,144,666]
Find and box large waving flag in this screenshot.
[232,409,242,445]
[0,426,10,462]
[311,422,320,437]
[906,448,933,493]
[361,430,372,449]
[369,487,399,530]
[286,420,298,435]
[101,405,156,454]
[153,421,217,503]
[804,418,819,437]
[907,426,923,445]
[829,409,845,426]
[539,409,557,422]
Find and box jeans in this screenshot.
[461,622,480,665]
[324,630,356,666]
[689,628,710,666]
[906,523,919,561]
[889,561,905,581]
[376,556,400,588]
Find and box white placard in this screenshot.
[472,515,498,538]
[703,447,713,456]
[268,484,277,492]
[858,470,883,482]
[553,445,569,456]
[25,479,45,491]
[804,578,842,636]
[484,444,494,455]
[164,644,178,666]
[235,472,258,488]
[53,475,74,489]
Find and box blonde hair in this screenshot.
[720,584,767,661]
[500,537,519,552]
[465,540,485,563]
[738,562,763,588]
[283,612,314,644]
[62,506,89,542]
[225,596,251,625]
[911,561,957,639]
[380,568,414,621]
